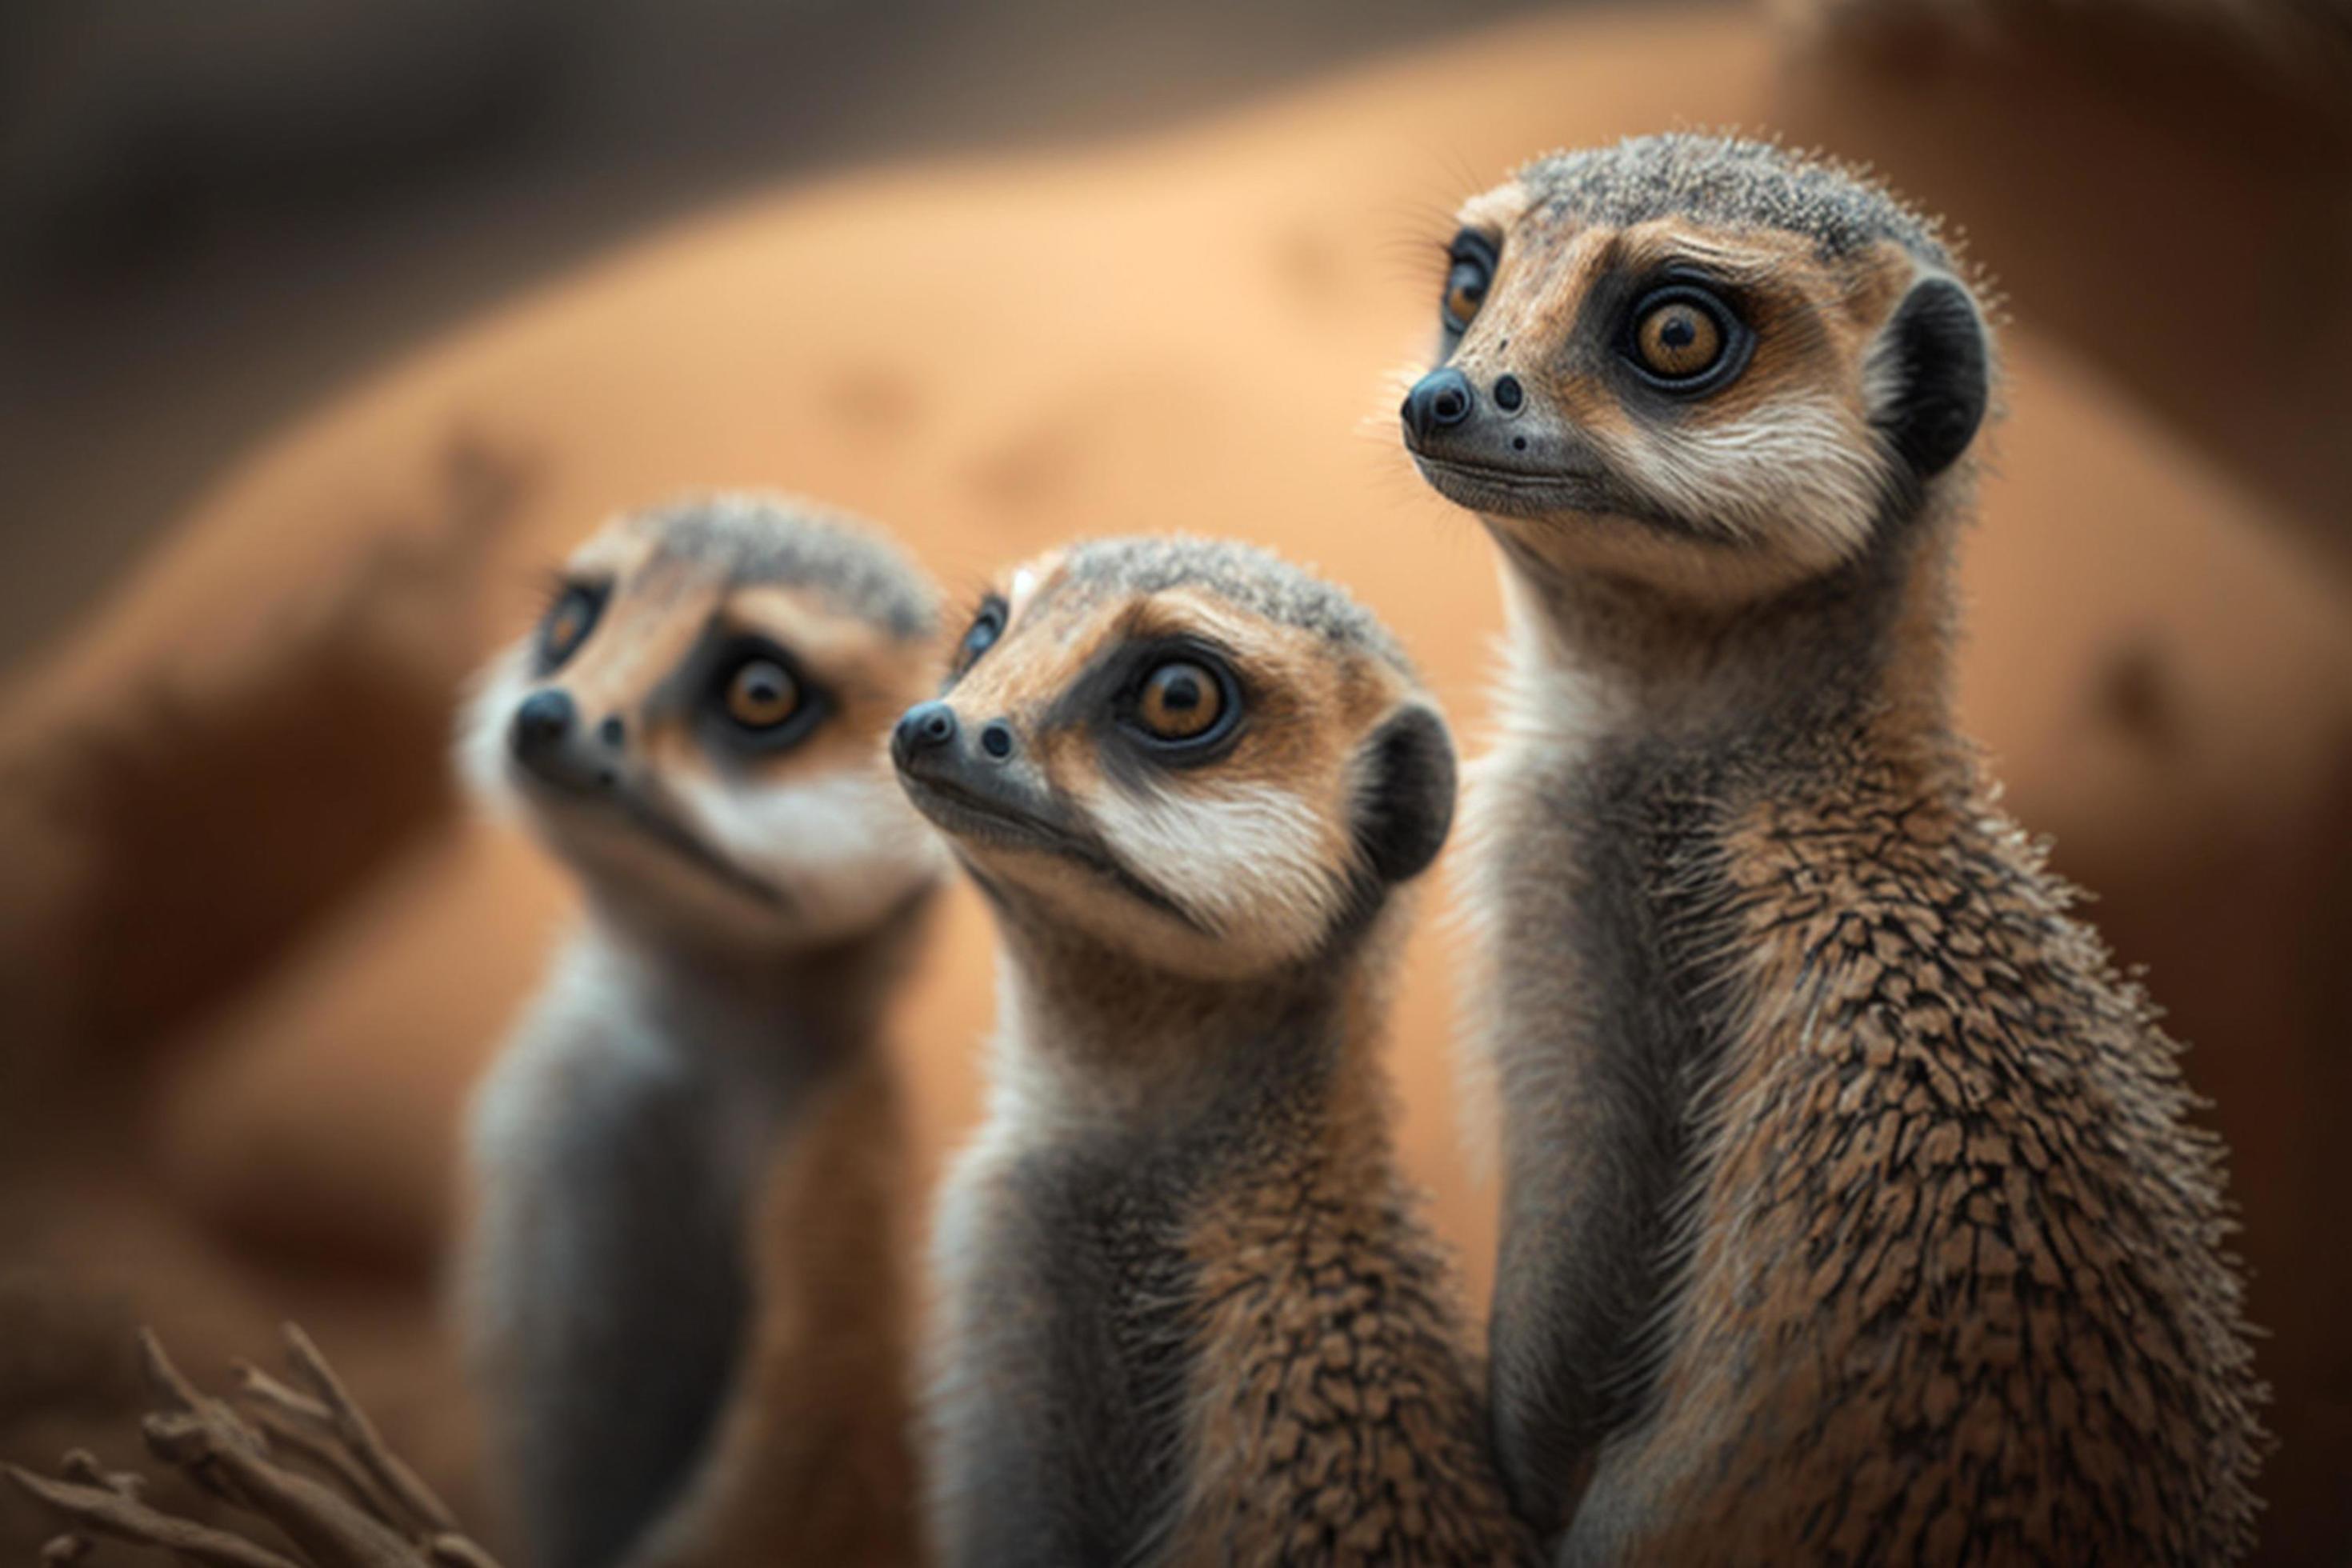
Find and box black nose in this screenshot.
[511,689,575,758]
[1401,368,1475,442]
[893,701,959,766]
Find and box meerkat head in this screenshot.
[460,494,944,952]
[890,538,1455,982]
[1400,133,1992,603]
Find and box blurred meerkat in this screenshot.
[456,494,942,1568]
[1398,134,2265,1564]
[897,537,1529,1567]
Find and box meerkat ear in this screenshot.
[1872,275,1989,482]
[1352,704,1457,885]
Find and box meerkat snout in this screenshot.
[507,687,623,792]
[1398,365,1476,440]
[890,699,958,765]
[509,686,576,759]
[890,702,1021,778]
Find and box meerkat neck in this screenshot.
[1494,505,1966,778]
[989,909,1399,1147]
[1472,496,1983,1535]
[934,902,1525,1564]
[578,884,934,1078]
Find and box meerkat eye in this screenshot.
[1441,231,1497,336]
[1637,302,1720,377]
[722,656,801,731]
[1125,655,1238,755]
[538,582,606,670]
[705,640,825,753]
[957,596,1008,674]
[1623,283,1746,393]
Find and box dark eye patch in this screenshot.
[678,630,832,758]
[950,594,1008,683]
[536,579,608,672]
[1038,630,1250,780]
[1586,264,1758,402]
[1441,229,1499,343]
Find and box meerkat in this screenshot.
[455,494,942,1568]
[1397,134,2266,1564]
[895,536,1530,1567]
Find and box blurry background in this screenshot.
[0,0,1554,666]
[4,0,2350,1562]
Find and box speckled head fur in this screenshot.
[459,494,944,950]
[1403,133,1993,602]
[892,536,1456,980]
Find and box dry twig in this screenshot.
[3,1328,497,1568]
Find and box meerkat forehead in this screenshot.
[611,493,940,642]
[1039,536,1414,678]
[1494,134,1952,270]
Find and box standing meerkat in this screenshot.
[1398,135,2265,1564]
[896,537,1530,1568]
[457,494,942,1568]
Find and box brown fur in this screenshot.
[1416,138,2266,1564]
[1568,729,2262,1562]
[911,537,1524,1566]
[1168,987,1530,1566]
[632,1046,921,1568]
[1462,546,2266,1566]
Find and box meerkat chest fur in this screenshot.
[1468,615,2261,1562]
[1581,746,2261,1564]
[1462,619,1751,1527]
[466,918,892,1373]
[932,946,1526,1568]
[486,925,843,1178]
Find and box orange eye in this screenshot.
[1134,660,1225,743]
[1441,237,1494,334]
[1634,298,1726,381]
[725,658,800,730]
[539,584,604,669]
[1445,274,1486,330]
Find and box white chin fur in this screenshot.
[1086,778,1348,968]
[668,762,942,945]
[1618,392,1887,582]
[454,644,533,820]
